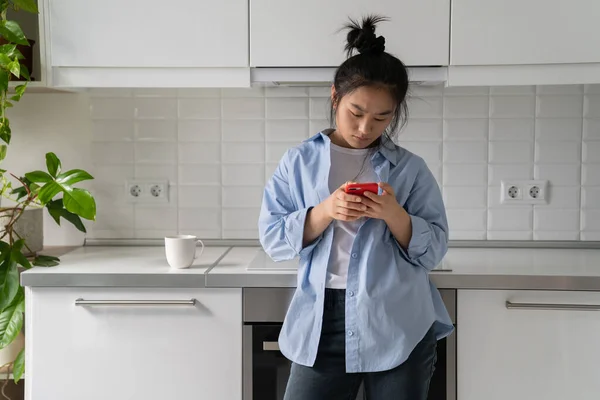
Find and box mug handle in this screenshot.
[194,239,205,259]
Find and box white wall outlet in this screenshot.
[501,180,548,205]
[126,179,169,203]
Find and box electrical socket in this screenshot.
[501,180,548,205]
[126,179,169,203]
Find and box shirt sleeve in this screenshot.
[394,160,449,270]
[258,150,323,262]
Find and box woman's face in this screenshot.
[331,85,395,149]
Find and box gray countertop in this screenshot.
[20,241,600,291]
[206,246,600,291]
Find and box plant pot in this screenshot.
[0,37,35,82]
[0,208,43,256]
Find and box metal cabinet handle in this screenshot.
[506,301,600,311]
[262,341,280,351]
[75,298,196,306]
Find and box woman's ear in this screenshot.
[331,85,338,110]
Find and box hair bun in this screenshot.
[344,15,387,57]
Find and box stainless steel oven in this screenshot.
[243,288,456,400]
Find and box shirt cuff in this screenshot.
[284,206,323,258]
[395,214,432,262]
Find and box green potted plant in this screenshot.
[0,0,97,387]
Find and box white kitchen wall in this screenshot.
[3,84,600,245]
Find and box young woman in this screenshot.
[258,15,453,400]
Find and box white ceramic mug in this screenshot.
[164,235,205,269]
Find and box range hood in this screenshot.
[250,66,448,87]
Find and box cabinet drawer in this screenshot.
[26,287,242,400]
[458,290,600,400]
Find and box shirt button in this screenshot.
[348,331,354,337]
[348,291,354,297]
[351,253,358,259]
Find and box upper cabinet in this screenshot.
[44,0,250,87]
[451,0,600,66]
[250,0,450,67]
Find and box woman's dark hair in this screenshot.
[330,15,410,148]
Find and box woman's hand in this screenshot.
[362,182,412,249]
[323,182,367,222]
[361,182,403,222]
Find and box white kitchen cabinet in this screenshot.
[458,290,600,400]
[25,287,242,400]
[451,0,600,66]
[250,0,449,67]
[43,0,250,87]
[47,0,247,68]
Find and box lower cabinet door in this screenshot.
[26,287,242,400]
[458,290,600,400]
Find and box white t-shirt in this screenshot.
[325,142,379,289]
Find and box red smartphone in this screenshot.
[345,182,379,196]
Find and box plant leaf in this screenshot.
[18,64,29,81]
[0,44,17,57]
[0,21,29,46]
[0,145,6,162]
[32,255,59,267]
[10,185,27,201]
[46,199,87,232]
[0,251,19,313]
[0,119,11,145]
[15,84,26,96]
[37,181,62,204]
[0,286,24,349]
[63,188,96,220]
[24,170,53,184]
[13,348,24,383]
[56,169,93,186]
[60,209,87,233]
[0,53,11,68]
[11,241,31,269]
[46,199,62,225]
[45,152,61,177]
[13,0,39,13]
[0,69,8,92]
[8,60,20,78]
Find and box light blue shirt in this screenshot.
[258,130,454,373]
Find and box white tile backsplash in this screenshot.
[178,98,221,119]
[178,120,221,142]
[443,119,488,141]
[266,98,309,119]
[489,141,533,164]
[489,119,534,141]
[583,119,600,140]
[583,141,600,163]
[223,98,265,119]
[490,96,535,118]
[179,142,220,164]
[135,98,177,119]
[536,95,584,118]
[13,84,598,243]
[444,96,489,118]
[136,120,177,142]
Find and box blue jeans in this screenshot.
[283,289,438,400]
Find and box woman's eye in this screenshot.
[351,112,362,118]
[375,118,385,122]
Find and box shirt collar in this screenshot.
[306,130,400,166]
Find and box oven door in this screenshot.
[242,288,456,400]
[243,324,366,400]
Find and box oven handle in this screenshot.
[262,341,280,351]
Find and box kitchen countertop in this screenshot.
[206,246,600,290]
[20,244,600,291]
[20,246,229,287]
